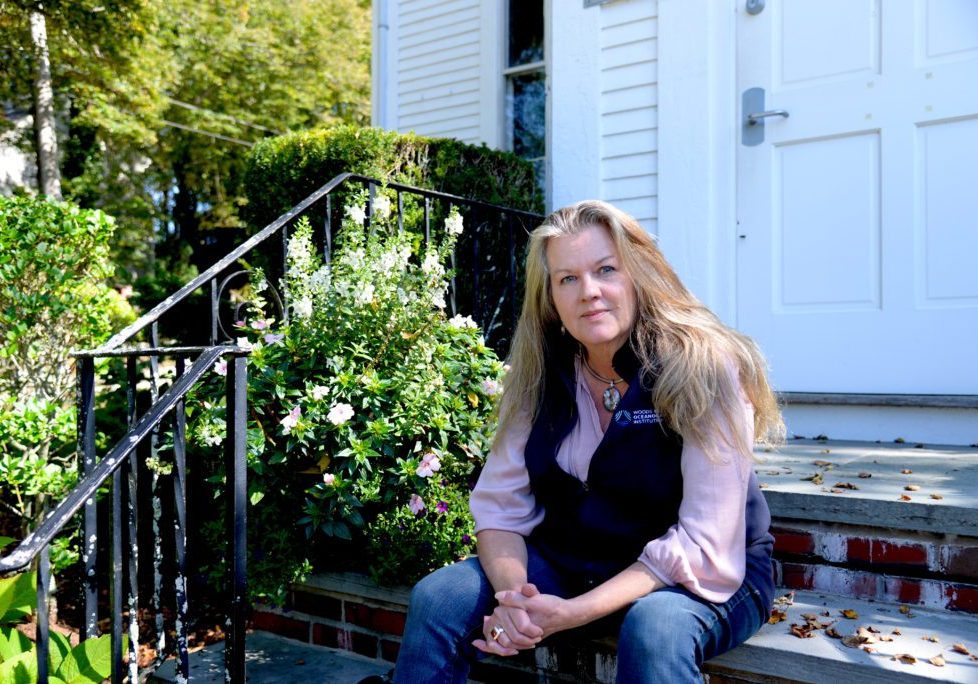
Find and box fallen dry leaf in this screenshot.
[892,628,902,635]
[930,493,944,500]
[951,643,971,655]
[819,449,831,454]
[858,472,872,478]
[900,468,913,474]
[766,470,781,475]
[774,592,795,607]
[801,613,818,621]
[899,494,912,501]
[865,626,881,633]
[813,459,832,466]
[825,627,843,638]
[971,655,978,662]
[759,483,768,489]
[790,623,815,639]
[830,488,844,493]
[842,635,865,648]
[899,605,911,614]
[929,655,945,667]
[768,609,787,625]
[863,645,877,653]
[893,653,917,665]
[841,609,859,619]
[834,482,860,490]
[802,472,824,485]
[878,634,894,642]
[820,611,831,617]
[922,635,939,643]
[905,484,921,491]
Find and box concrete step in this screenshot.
[148,630,389,683]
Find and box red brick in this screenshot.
[290,591,341,620]
[251,611,309,642]
[350,631,378,658]
[312,623,340,648]
[380,639,401,663]
[883,576,921,604]
[773,531,814,556]
[345,601,373,629]
[944,547,978,581]
[846,537,872,563]
[371,608,407,636]
[946,585,978,614]
[871,541,927,566]
[779,563,812,590]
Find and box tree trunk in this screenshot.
[30,8,62,200]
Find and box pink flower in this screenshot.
[408,494,425,515]
[119,285,133,299]
[213,359,227,376]
[322,473,336,486]
[436,500,448,514]
[416,452,441,478]
[264,333,285,345]
[327,403,354,426]
[481,379,501,396]
[280,405,301,434]
[252,319,268,330]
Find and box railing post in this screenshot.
[36,545,50,684]
[225,351,248,683]
[172,357,190,681]
[76,356,98,641]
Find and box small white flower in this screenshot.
[432,290,446,309]
[346,204,366,224]
[235,337,253,351]
[322,473,336,486]
[445,212,464,236]
[311,385,330,401]
[213,359,227,376]
[421,252,442,275]
[372,194,391,220]
[264,333,284,345]
[293,297,313,318]
[416,452,441,478]
[327,403,354,426]
[481,379,501,396]
[448,314,478,330]
[408,494,425,515]
[353,283,375,306]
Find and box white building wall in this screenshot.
[599,1,658,232]
[375,0,486,145]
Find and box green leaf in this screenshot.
[0,648,37,684]
[0,626,33,662]
[0,572,35,624]
[0,539,13,552]
[56,633,118,684]
[48,631,71,675]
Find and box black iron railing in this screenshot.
[0,173,543,683]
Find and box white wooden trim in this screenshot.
[478,0,504,147]
[371,0,398,128]
[657,0,738,324]
[550,0,601,209]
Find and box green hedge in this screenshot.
[242,125,543,229]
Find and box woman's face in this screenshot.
[546,224,638,362]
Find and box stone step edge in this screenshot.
[704,588,978,684]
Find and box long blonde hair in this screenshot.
[496,200,784,460]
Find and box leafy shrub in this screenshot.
[243,124,543,231]
[0,537,117,683]
[0,196,134,546]
[188,194,502,600]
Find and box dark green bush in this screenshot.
[242,125,543,230]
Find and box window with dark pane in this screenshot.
[505,0,546,198]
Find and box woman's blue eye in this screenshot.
[599,265,615,274]
[560,275,576,285]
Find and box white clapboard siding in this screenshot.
[395,0,483,144]
[600,1,658,231]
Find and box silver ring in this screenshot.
[489,625,505,642]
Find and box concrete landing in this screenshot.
[753,440,978,535]
[149,630,389,683]
[707,589,978,683]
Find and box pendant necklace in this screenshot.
[582,356,624,412]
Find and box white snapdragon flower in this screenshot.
[432,290,446,309]
[353,283,375,306]
[372,194,391,220]
[448,314,478,329]
[346,204,366,224]
[421,252,442,275]
[293,297,313,318]
[379,249,399,272]
[327,403,354,426]
[445,212,464,236]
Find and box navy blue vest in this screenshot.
[525,343,775,609]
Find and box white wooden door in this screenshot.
[736,0,978,394]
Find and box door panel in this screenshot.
[736,0,978,394]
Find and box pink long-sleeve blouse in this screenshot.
[469,358,755,603]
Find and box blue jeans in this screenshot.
[393,546,768,683]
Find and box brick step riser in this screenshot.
[771,523,978,614]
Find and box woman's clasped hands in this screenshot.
[472,584,579,656]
